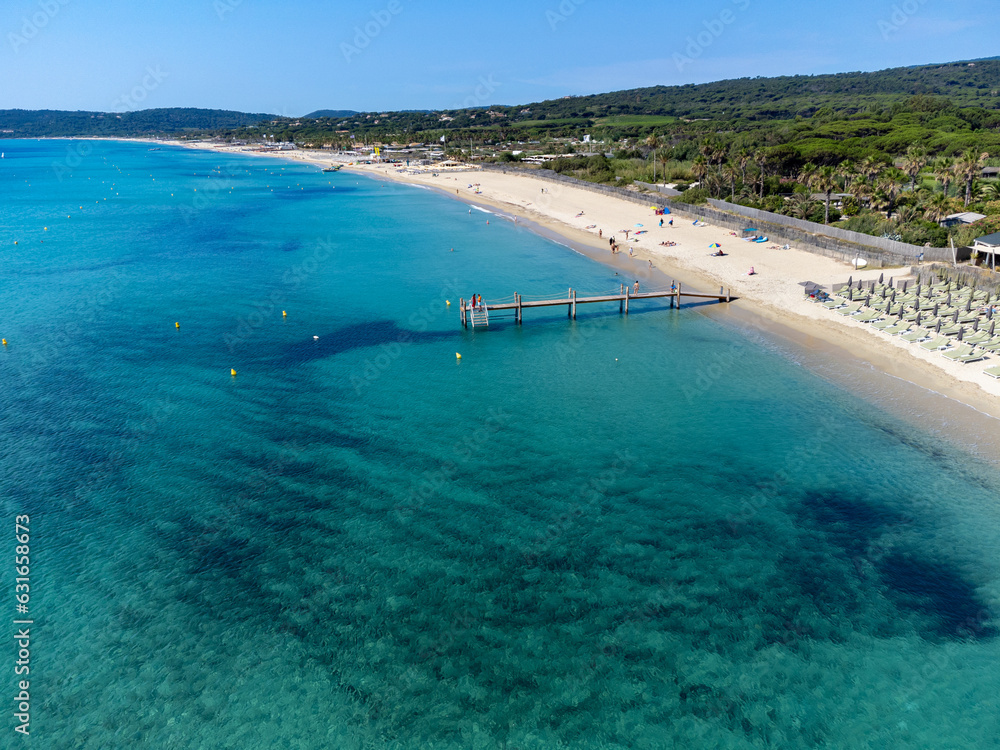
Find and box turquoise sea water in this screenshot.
[2,139,1000,748]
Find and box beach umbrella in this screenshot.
[973,318,980,332]
[891,289,896,303]
[865,294,871,307]
[966,297,972,312]
[989,307,995,321]
[916,312,922,327]
[903,280,908,292]
[936,320,942,334]
[946,292,952,306]
[847,276,853,287]
[897,309,904,321]
[857,279,863,290]
[878,273,884,284]
[709,243,721,248]
[990,321,996,336]
[889,277,894,288]
[957,328,964,342]
[953,310,960,323]
[933,303,939,316]
[915,300,921,312]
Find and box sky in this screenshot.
[1,0,996,116]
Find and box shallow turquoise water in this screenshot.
[2,140,1000,748]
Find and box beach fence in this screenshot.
[912,263,1000,296]
[477,164,948,268]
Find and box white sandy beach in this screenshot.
[148,140,1000,419]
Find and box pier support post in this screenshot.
[670,281,674,309]
[515,293,522,324]
[620,284,624,314]
[624,287,630,315]
[726,288,731,303]
[568,288,573,318]
[677,282,682,309]
[572,289,577,320]
[460,298,466,328]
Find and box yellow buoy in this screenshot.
[175,322,180,329]
[44,227,48,231]
[455,352,462,359]
[2,339,7,346]
[446,300,451,306]
[231,368,237,377]
[282,310,287,317]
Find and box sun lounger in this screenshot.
[883,323,911,336]
[901,329,930,343]
[836,304,862,316]
[871,318,898,330]
[984,366,1000,379]
[939,325,964,336]
[963,332,991,345]
[919,337,951,351]
[942,345,985,363]
[854,311,883,323]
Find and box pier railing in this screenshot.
[459,284,733,327]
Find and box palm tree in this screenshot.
[859,156,883,182]
[691,155,708,186]
[958,150,990,207]
[645,133,662,184]
[902,146,928,192]
[799,162,818,188]
[923,192,957,223]
[978,181,1000,202]
[736,147,752,186]
[808,165,839,224]
[895,205,920,224]
[838,161,858,192]
[721,161,739,201]
[853,181,874,210]
[787,194,814,220]
[754,151,769,201]
[875,170,905,219]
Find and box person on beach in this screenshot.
[748,267,756,275]
[598,229,602,238]
[633,281,640,294]
[659,219,663,227]
[669,219,673,227]
[648,260,653,268]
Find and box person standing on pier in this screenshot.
[633,281,640,294]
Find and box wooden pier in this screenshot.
[460,284,733,327]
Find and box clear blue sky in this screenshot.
[2,0,996,115]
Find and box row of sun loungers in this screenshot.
[819,277,1000,377]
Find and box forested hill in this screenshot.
[0,108,276,138]
[528,58,1000,121]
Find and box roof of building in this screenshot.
[975,231,1000,247]
[945,212,987,223]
